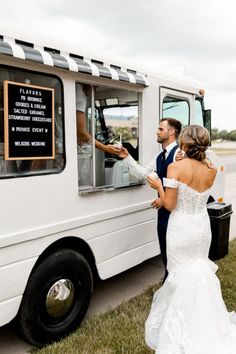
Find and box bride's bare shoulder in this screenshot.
[167,160,186,176]
[204,158,217,171]
[170,158,188,169]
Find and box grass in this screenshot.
[34,240,236,354]
[216,240,236,311]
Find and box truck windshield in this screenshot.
[162,96,189,126]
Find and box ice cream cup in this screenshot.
[113,142,122,149]
[148,171,159,180]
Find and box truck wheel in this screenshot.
[16,249,93,347]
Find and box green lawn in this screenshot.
[34,240,236,354]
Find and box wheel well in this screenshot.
[32,237,98,279]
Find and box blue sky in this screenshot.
[0,0,236,130]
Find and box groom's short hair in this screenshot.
[161,118,182,138]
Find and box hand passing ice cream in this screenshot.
[148,171,159,180]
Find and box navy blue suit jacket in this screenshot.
[155,144,179,269]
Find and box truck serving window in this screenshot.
[0,66,65,178]
[76,84,140,191]
[162,96,189,126]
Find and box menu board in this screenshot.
[4,81,55,160]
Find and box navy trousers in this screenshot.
[156,145,179,282]
[157,207,170,282]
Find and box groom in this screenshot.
[119,118,182,282]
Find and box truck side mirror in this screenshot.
[203,109,212,145]
[203,109,211,135]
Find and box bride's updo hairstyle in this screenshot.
[179,125,210,161]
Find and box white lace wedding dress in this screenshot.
[145,178,236,354]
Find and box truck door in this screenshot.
[160,87,194,126]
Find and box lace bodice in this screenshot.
[163,178,210,215]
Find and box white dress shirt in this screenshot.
[124,141,180,180]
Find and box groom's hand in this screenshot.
[118,147,129,159]
[151,197,163,209]
[175,150,184,161]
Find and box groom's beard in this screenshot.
[157,136,168,144]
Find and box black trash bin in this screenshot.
[207,202,233,261]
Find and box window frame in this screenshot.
[77,82,142,194]
[160,86,193,127]
[194,96,204,126]
[0,64,66,179]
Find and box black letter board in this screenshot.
[4,81,55,160]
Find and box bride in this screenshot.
[145,125,236,354]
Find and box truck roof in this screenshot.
[0,33,201,92]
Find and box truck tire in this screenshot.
[16,248,93,347]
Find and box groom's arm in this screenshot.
[119,148,156,180]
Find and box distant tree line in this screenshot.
[211,128,236,141]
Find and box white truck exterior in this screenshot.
[0,35,224,346]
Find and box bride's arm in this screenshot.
[147,163,178,211]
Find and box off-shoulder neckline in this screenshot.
[164,178,212,195]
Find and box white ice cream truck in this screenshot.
[0,35,225,346]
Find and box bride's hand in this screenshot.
[147,176,162,190]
